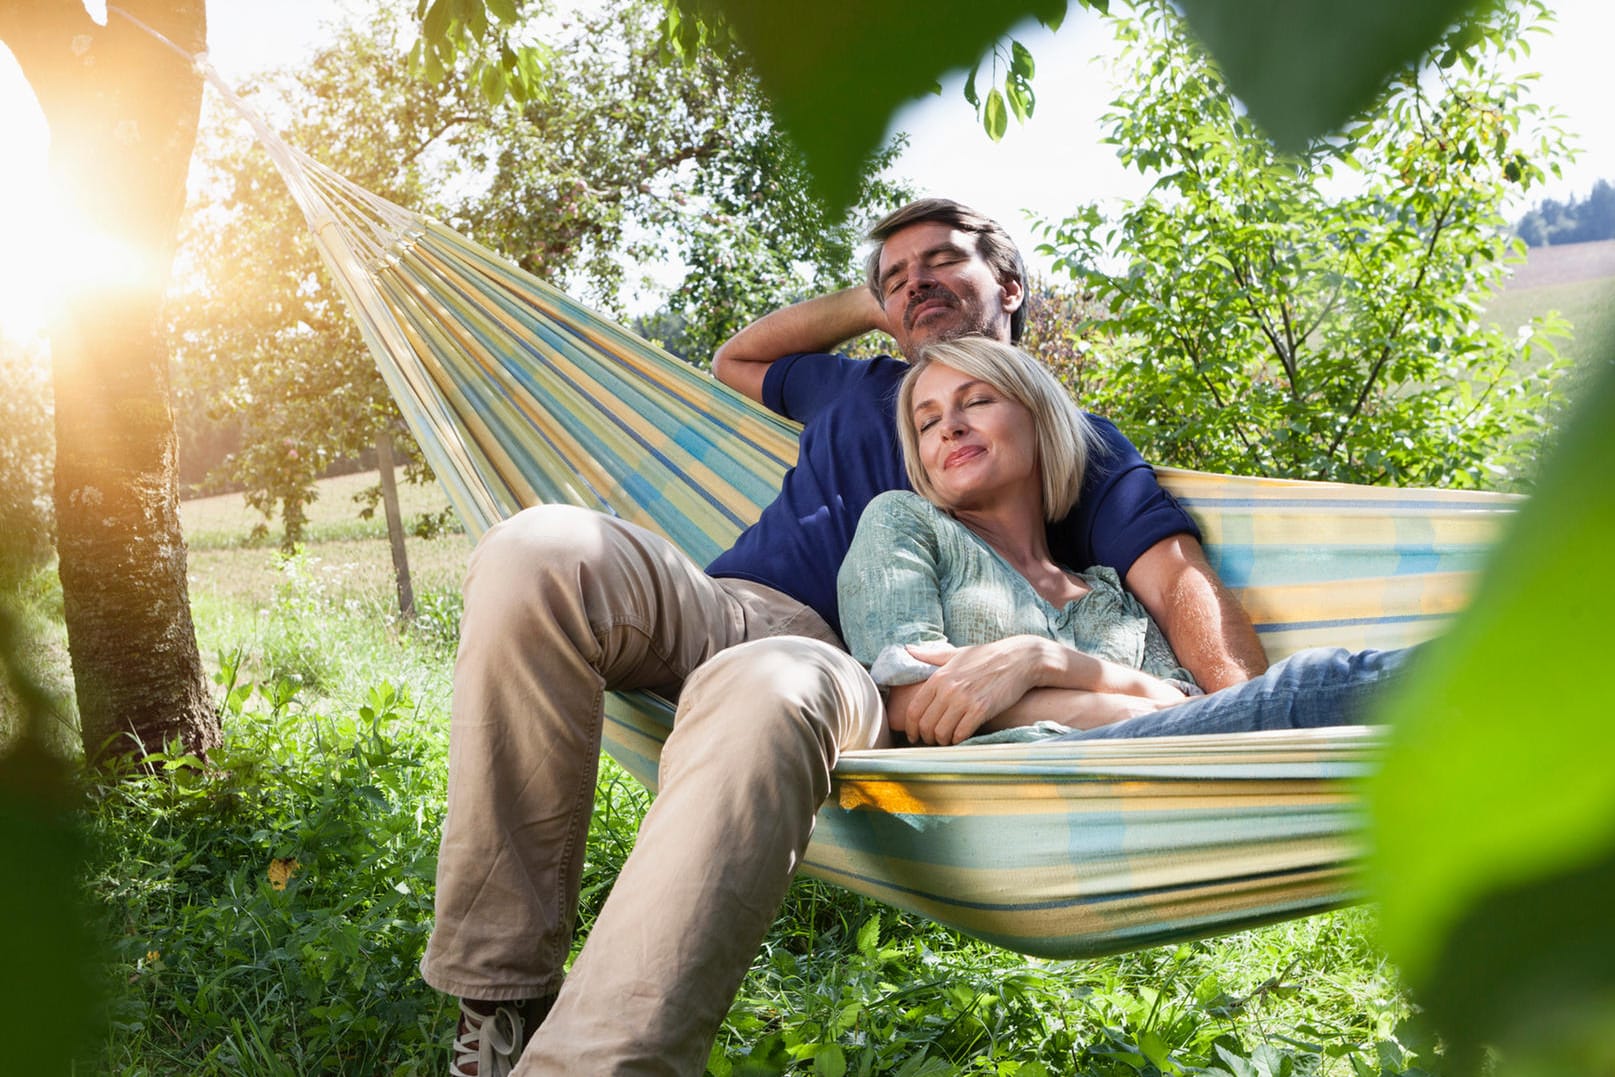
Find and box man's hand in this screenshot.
[711,285,893,404]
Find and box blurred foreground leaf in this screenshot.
[1175,0,1477,151]
[0,738,101,1076]
[704,0,1063,209]
[698,0,1487,210]
[1369,326,1615,1072]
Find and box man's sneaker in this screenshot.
[450,999,529,1077]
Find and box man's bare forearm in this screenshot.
[1164,563,1268,691]
[978,687,1170,737]
[1127,534,1267,692]
[711,286,891,402]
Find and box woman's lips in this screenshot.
[944,445,984,469]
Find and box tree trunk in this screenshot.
[376,432,416,621]
[2,0,217,762]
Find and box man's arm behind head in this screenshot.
[711,286,892,404]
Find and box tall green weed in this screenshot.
[89,666,449,1074]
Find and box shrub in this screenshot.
[1039,0,1572,491]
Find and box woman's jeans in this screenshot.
[1056,646,1412,741]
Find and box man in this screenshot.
[424,198,1267,1076]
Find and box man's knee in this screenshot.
[469,505,612,588]
[678,637,884,754]
[466,504,663,621]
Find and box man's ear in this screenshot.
[1000,276,1025,314]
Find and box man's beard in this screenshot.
[903,287,994,345]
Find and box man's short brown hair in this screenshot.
[864,198,1028,344]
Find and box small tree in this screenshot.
[170,0,909,547]
[1019,278,1114,407]
[1041,0,1571,490]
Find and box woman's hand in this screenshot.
[891,637,1048,745]
[883,637,1193,745]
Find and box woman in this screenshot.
[836,335,1406,747]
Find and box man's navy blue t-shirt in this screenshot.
[704,352,1199,639]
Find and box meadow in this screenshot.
[1487,238,1615,374]
[25,238,1614,1072]
[43,469,1434,1076]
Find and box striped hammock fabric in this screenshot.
[205,63,1518,958]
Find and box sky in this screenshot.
[2,0,1611,342]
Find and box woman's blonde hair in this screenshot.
[897,336,1096,522]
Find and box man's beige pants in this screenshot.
[420,505,885,1074]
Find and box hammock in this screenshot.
[190,51,1517,959]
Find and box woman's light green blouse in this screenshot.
[837,491,1196,690]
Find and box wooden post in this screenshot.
[376,433,416,622]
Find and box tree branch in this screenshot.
[1169,327,1253,453]
[1230,255,1298,392]
[1326,194,1456,464]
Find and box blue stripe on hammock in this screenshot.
[395,250,762,535]
[1253,612,1447,634]
[1210,549,1487,588]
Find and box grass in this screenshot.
[0,468,1440,1074]
[1486,261,1615,375]
[0,562,77,757]
[179,470,471,716]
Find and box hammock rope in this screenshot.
[143,11,1518,957]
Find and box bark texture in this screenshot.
[2,0,217,761]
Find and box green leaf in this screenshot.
[1174,0,1478,149]
[856,912,880,955]
[1006,78,1034,123]
[1010,39,1035,79]
[479,62,506,106]
[485,0,519,23]
[1138,1030,1171,1071]
[963,64,979,108]
[815,1045,848,1077]
[463,0,488,41]
[1368,322,1615,1071]
[421,0,453,48]
[983,87,1008,141]
[0,742,103,1075]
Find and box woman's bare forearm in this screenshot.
[977,686,1171,736]
[1030,638,1184,703]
